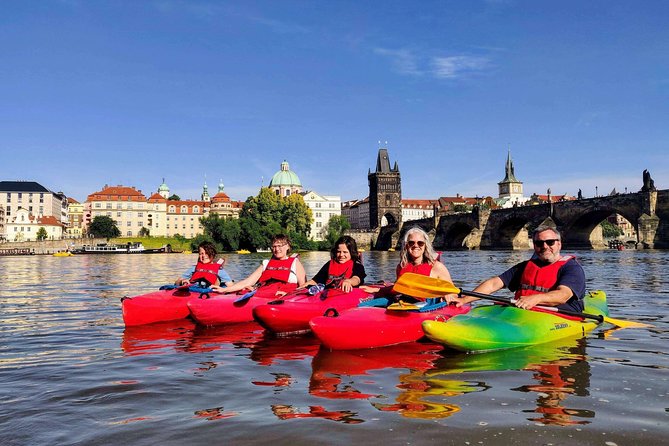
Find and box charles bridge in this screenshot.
[366,188,668,250]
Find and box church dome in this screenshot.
[269,160,301,187]
[158,178,169,193]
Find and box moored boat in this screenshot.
[421,290,608,353]
[252,287,375,334]
[309,303,471,350]
[187,282,298,326]
[121,285,212,326]
[53,251,73,257]
[73,242,146,254]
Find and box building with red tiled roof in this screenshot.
[402,199,437,223]
[6,207,64,241]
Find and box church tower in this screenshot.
[498,149,524,206]
[368,145,402,229]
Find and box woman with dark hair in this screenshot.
[301,235,367,293]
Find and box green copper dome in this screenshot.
[158,178,169,193]
[269,160,302,187]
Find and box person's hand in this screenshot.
[340,279,353,293]
[513,294,542,310]
[359,285,378,294]
[177,278,190,286]
[444,293,466,307]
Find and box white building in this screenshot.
[302,191,342,241]
[402,199,435,222]
[6,207,64,241]
[0,181,69,238]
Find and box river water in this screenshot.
[1,250,667,445]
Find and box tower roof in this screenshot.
[499,149,520,183]
[269,160,302,187]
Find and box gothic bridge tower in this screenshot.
[368,147,402,229]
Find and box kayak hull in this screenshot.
[122,288,199,326]
[310,304,471,350]
[253,287,372,334]
[422,290,608,352]
[188,282,297,326]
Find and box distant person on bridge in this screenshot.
[446,225,586,312]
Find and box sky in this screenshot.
[1,0,667,204]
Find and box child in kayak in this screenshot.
[175,241,234,288]
[301,235,366,293]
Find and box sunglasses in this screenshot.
[407,240,425,248]
[533,239,559,247]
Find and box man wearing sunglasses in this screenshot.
[448,224,585,312]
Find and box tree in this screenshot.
[138,227,150,237]
[325,215,351,246]
[168,194,181,201]
[200,214,242,251]
[238,188,313,250]
[88,216,121,238]
[601,220,624,238]
[36,227,48,241]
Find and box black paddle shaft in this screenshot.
[459,289,604,323]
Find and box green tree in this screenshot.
[325,215,351,246]
[168,194,181,201]
[138,227,150,237]
[36,227,48,241]
[200,214,242,251]
[88,216,121,238]
[283,193,312,235]
[238,188,313,250]
[601,220,624,238]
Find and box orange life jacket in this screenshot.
[191,260,222,286]
[258,256,298,284]
[515,256,574,298]
[396,262,433,278]
[325,259,353,288]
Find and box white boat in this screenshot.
[73,242,146,254]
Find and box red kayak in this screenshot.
[187,282,297,326]
[121,285,211,326]
[310,304,471,350]
[252,287,375,334]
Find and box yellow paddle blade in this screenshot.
[392,273,461,299]
[603,315,652,329]
[387,300,421,311]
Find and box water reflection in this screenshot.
[423,337,594,425]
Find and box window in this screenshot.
[316,212,322,218]
[106,212,112,217]
[95,203,101,208]
[6,193,10,202]
[127,231,132,236]
[180,206,188,213]
[316,222,322,227]
[138,222,143,227]
[193,206,199,213]
[138,212,143,218]
[127,221,132,227]
[169,205,176,213]
[316,203,321,208]
[106,203,112,209]
[117,212,121,217]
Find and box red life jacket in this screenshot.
[259,256,298,284]
[191,260,222,286]
[515,256,574,298]
[396,262,433,279]
[325,259,353,288]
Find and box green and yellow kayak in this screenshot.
[422,290,608,353]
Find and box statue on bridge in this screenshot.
[577,189,583,199]
[641,169,656,192]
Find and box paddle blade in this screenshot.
[234,289,257,303]
[393,273,461,299]
[387,301,421,311]
[603,315,653,329]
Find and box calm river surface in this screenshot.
[1,250,667,445]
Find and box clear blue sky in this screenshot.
[2,1,667,203]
